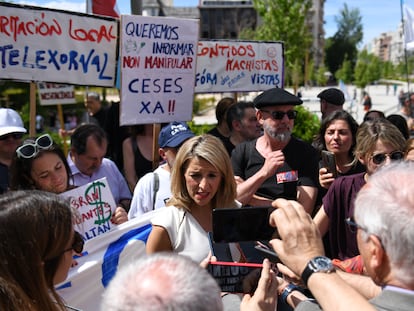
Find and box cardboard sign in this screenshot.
[120,15,199,125]
[195,40,284,93]
[0,2,118,87]
[60,177,117,241]
[37,82,76,105]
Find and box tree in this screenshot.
[354,50,382,89]
[242,0,313,88]
[335,57,353,83]
[325,4,363,80]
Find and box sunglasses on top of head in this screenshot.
[16,133,53,159]
[260,110,298,120]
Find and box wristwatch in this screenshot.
[280,283,301,304]
[301,256,335,287]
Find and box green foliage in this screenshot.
[381,61,395,79]
[325,4,363,78]
[335,57,353,83]
[193,96,216,115]
[187,120,215,135]
[251,0,313,84]
[354,50,382,88]
[316,65,329,86]
[292,105,320,143]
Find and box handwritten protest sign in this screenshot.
[0,2,118,87]
[37,82,76,105]
[195,40,284,93]
[120,15,199,126]
[60,178,117,241]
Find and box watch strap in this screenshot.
[280,283,301,303]
[301,264,314,287]
[301,256,334,287]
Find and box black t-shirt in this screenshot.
[231,137,319,200]
[0,162,9,194]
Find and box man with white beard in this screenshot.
[231,88,319,215]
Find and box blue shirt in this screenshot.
[67,153,131,203]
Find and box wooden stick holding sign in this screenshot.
[152,123,161,170]
[57,104,68,156]
[29,82,37,137]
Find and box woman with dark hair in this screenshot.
[387,114,410,140]
[313,110,365,201]
[0,190,83,310]
[10,134,72,193]
[314,119,407,260]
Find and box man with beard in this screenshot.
[231,88,319,214]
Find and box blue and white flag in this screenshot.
[56,209,164,311]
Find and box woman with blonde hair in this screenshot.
[314,119,406,260]
[146,134,238,263]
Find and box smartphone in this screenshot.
[207,232,234,262]
[207,261,263,294]
[321,150,338,178]
[254,241,280,263]
[212,206,275,243]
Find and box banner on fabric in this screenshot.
[404,4,414,50]
[195,40,284,93]
[56,209,161,311]
[0,2,118,86]
[37,82,76,105]
[120,15,199,125]
[60,177,117,241]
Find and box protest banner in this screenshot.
[119,15,199,126]
[60,177,117,241]
[56,208,162,311]
[195,40,284,93]
[0,2,118,87]
[37,82,76,106]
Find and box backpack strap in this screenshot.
[152,172,159,210]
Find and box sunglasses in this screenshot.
[0,132,24,141]
[370,151,404,165]
[63,231,84,254]
[260,110,297,120]
[345,217,366,234]
[16,134,53,159]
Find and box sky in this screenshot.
[11,0,414,46]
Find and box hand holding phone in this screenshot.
[254,241,280,263]
[207,261,263,294]
[321,150,338,178]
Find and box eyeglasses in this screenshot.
[260,110,297,120]
[16,134,53,159]
[63,231,84,254]
[345,217,367,234]
[0,132,24,141]
[345,217,384,249]
[370,151,404,165]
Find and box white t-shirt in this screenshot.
[151,206,210,263]
[128,164,171,219]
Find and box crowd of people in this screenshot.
[1,85,414,311]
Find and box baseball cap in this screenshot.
[0,108,27,137]
[317,88,345,106]
[158,122,195,148]
[254,88,303,109]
